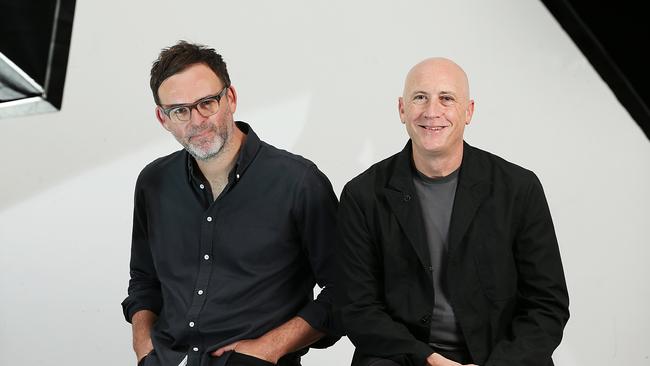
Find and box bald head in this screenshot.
[397,57,475,173]
[403,57,470,101]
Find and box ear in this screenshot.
[398,97,405,124]
[464,99,475,125]
[155,107,172,131]
[226,85,238,114]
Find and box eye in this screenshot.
[440,95,456,106]
[198,98,219,112]
[199,98,219,109]
[170,106,190,119]
[412,94,428,104]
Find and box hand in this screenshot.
[426,352,478,366]
[212,316,322,364]
[212,338,282,364]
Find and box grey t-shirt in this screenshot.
[413,168,466,351]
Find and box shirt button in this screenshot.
[189,321,195,327]
[236,174,240,180]
[204,254,210,260]
[197,290,204,295]
[193,347,199,352]
[199,184,205,189]
[206,216,212,222]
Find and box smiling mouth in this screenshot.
[419,125,447,131]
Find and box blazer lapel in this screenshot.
[383,142,432,270]
[448,143,491,255]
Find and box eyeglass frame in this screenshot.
[158,85,230,123]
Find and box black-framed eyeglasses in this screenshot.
[159,85,229,123]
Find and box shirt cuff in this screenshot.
[296,299,341,348]
[121,294,162,323]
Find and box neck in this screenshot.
[412,143,463,179]
[195,127,245,183]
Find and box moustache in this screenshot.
[187,125,215,138]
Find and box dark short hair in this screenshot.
[150,40,231,105]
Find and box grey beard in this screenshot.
[180,125,228,161]
[184,136,225,161]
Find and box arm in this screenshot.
[337,185,434,366]
[121,174,163,357]
[293,165,341,347]
[485,174,570,365]
[212,316,324,363]
[213,165,339,362]
[132,310,157,362]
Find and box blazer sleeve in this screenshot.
[485,173,570,365]
[337,184,433,366]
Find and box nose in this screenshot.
[187,105,208,127]
[423,100,443,119]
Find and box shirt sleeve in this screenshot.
[121,172,163,323]
[292,164,341,348]
[485,173,570,365]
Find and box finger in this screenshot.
[211,348,224,357]
[211,343,237,357]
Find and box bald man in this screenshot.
[337,58,569,366]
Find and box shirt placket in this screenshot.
[185,179,220,366]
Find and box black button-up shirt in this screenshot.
[122,122,339,366]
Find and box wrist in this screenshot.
[256,335,285,363]
[136,349,151,363]
[134,339,153,359]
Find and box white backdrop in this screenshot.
[1,1,649,365]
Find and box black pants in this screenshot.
[226,352,301,366]
[226,353,274,366]
[358,348,473,366]
[361,358,401,366]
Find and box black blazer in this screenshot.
[337,142,569,366]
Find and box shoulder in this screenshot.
[253,141,337,207]
[254,140,335,189]
[256,141,318,177]
[463,144,547,209]
[464,143,539,186]
[258,140,316,171]
[342,150,401,197]
[136,149,186,186]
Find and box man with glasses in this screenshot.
[337,58,569,366]
[122,41,339,366]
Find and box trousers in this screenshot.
[358,347,473,366]
[225,352,301,366]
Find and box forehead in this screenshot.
[405,61,468,97]
[158,63,223,105]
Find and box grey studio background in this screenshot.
[1,0,649,365]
